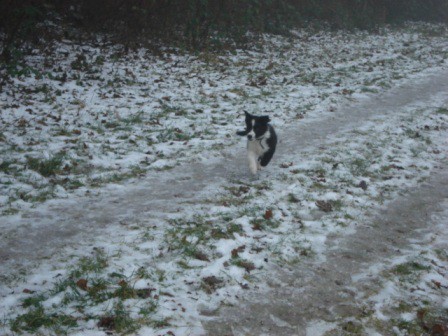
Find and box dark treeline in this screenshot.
[1,0,447,61]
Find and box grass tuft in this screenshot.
[11,306,77,333]
[26,154,65,177]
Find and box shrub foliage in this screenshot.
[1,0,447,60]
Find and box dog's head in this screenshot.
[236,111,271,141]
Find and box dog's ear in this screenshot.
[244,110,253,119]
[259,116,271,123]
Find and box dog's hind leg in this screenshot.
[259,149,275,167]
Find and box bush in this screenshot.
[1,0,447,57]
[0,1,46,63]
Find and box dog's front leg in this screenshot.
[248,152,259,175]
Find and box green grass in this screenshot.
[122,112,144,125]
[71,251,109,277]
[151,317,171,329]
[1,207,20,216]
[0,160,15,173]
[340,320,364,334]
[27,189,56,203]
[392,261,430,276]
[348,157,370,176]
[65,179,85,190]
[250,215,281,231]
[11,306,77,334]
[8,250,165,335]
[157,127,194,142]
[26,154,65,177]
[86,278,110,303]
[156,104,190,119]
[434,248,448,261]
[98,301,139,334]
[153,164,175,172]
[22,294,47,308]
[166,214,244,255]
[389,318,422,335]
[435,107,448,115]
[89,165,149,186]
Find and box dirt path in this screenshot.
[199,71,448,335]
[1,69,447,287]
[201,157,448,335]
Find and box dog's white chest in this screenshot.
[247,139,267,156]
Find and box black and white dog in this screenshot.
[237,111,277,175]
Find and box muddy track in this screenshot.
[1,69,447,286]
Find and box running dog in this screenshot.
[236,111,277,175]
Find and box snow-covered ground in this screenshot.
[1,23,447,215]
[352,201,448,336]
[0,23,447,335]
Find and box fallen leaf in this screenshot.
[258,76,267,86]
[17,118,28,128]
[387,164,405,170]
[76,278,88,291]
[136,288,155,299]
[417,308,428,323]
[193,250,210,262]
[432,280,442,288]
[252,221,263,231]
[316,200,333,212]
[98,316,115,330]
[264,209,273,220]
[239,261,256,273]
[202,276,224,293]
[431,324,448,336]
[358,180,368,190]
[203,276,223,287]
